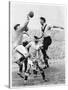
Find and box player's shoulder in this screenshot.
[46,24,53,30]
[47,24,53,27]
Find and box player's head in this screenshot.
[34,36,39,43]
[14,24,20,31]
[22,41,28,47]
[40,17,46,25]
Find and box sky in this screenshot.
[10,2,65,43]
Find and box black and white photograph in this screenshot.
[9,1,65,87]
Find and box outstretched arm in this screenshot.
[53,26,64,29]
[47,25,64,30]
[17,15,30,32]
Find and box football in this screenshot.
[28,11,34,18]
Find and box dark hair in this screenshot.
[14,24,20,31]
[34,36,39,39]
[23,41,28,47]
[40,17,46,23]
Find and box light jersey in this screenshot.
[27,41,42,61]
[44,24,53,36]
[27,41,46,69]
[40,24,53,43]
[15,45,28,57]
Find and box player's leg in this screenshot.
[41,49,49,68]
[19,62,23,73]
[24,58,28,72]
[38,65,48,81]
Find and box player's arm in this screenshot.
[47,25,64,31]
[17,14,30,33]
[25,42,31,49]
[22,32,29,36]
[53,26,64,29]
[34,32,44,39]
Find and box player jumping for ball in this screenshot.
[14,11,34,76]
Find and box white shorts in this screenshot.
[15,45,28,57]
